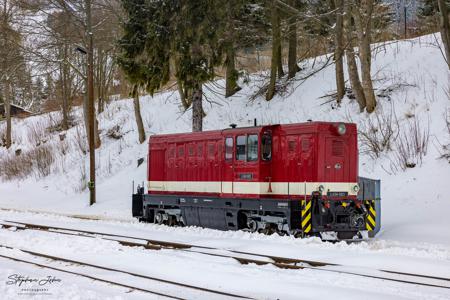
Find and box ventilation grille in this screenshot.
[332,140,344,156]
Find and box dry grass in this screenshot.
[0,143,55,179]
[0,152,33,180]
[31,144,55,177]
[26,120,48,147]
[74,125,88,155]
[358,104,399,159]
[392,117,430,171]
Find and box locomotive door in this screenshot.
[287,135,314,196]
[222,136,234,194]
[324,138,347,182]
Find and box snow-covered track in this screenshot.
[0,243,252,300]
[2,219,450,291]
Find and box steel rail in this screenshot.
[0,243,252,300]
[1,220,450,290]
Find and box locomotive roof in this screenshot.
[149,121,356,142]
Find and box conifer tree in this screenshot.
[118,0,224,132]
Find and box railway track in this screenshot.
[0,243,252,300]
[1,219,450,291]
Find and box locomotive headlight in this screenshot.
[337,123,346,135]
[353,184,360,193]
[318,185,325,193]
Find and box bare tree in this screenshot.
[287,0,300,79]
[333,0,345,104]
[352,0,377,113]
[266,3,283,101]
[0,0,25,148]
[344,0,366,111]
[132,86,145,144]
[438,0,450,69]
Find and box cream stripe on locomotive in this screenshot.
[148,181,359,196]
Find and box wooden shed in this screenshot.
[0,103,33,119]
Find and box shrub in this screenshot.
[358,104,399,159]
[392,117,430,171]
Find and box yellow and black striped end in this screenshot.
[365,200,376,231]
[301,199,312,235]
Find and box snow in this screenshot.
[0,33,449,299]
[0,216,449,300]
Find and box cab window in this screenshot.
[236,135,246,161]
[225,137,233,161]
[247,134,258,161]
[261,133,272,161]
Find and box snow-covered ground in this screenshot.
[0,210,449,300]
[0,33,449,299]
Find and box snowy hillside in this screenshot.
[0,33,449,247]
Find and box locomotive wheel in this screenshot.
[167,215,176,226]
[155,212,164,225]
[260,224,276,235]
[247,220,258,232]
[277,231,287,236]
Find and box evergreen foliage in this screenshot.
[117,0,224,97]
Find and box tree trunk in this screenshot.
[334,0,345,104]
[177,78,189,110]
[192,84,203,132]
[275,8,284,78]
[344,0,366,111]
[438,0,450,69]
[353,2,376,113]
[225,45,241,97]
[287,4,300,79]
[133,91,146,144]
[266,4,280,101]
[62,54,69,130]
[3,80,11,148]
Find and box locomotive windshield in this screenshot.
[236,135,259,161]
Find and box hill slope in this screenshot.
[0,33,449,246]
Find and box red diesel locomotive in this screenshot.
[132,121,378,240]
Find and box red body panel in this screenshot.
[147,122,358,199]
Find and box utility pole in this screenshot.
[86,0,96,205]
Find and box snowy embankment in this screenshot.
[0,33,449,248]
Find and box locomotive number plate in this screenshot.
[327,191,348,197]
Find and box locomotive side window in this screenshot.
[188,145,195,156]
[208,143,215,158]
[261,133,272,161]
[236,135,246,161]
[197,143,203,157]
[225,137,233,161]
[247,134,258,161]
[302,139,310,152]
[288,140,296,152]
[178,146,184,157]
[169,146,175,158]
